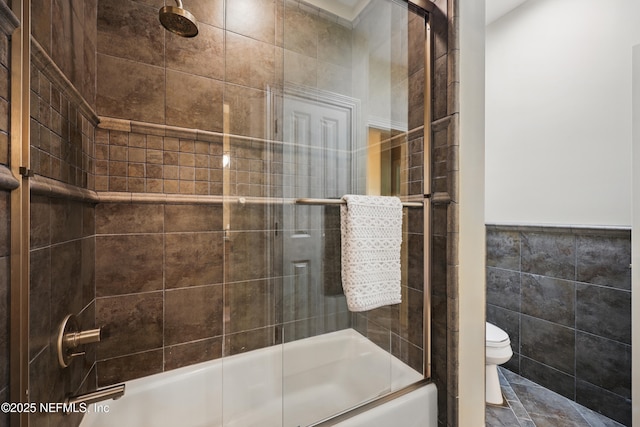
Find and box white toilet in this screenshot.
[485,322,512,405]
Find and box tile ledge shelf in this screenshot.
[0,164,19,191]
[486,222,631,235]
[0,1,19,36]
[31,174,280,206]
[31,38,99,126]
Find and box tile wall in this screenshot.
[31,0,97,110]
[486,225,632,426]
[428,1,459,426]
[28,2,99,427]
[91,0,432,389]
[0,3,16,427]
[29,195,97,427]
[0,0,461,426]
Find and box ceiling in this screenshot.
[303,0,529,26]
[485,0,529,25]
[302,0,371,22]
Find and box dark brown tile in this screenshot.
[97,349,163,387]
[82,203,95,237]
[29,248,51,359]
[226,203,277,231]
[166,70,223,132]
[0,195,8,258]
[0,257,8,387]
[166,23,224,80]
[165,232,224,288]
[97,0,164,66]
[97,54,165,123]
[226,0,276,45]
[224,231,270,283]
[52,0,73,82]
[404,287,424,347]
[95,234,164,296]
[0,388,7,426]
[32,0,52,53]
[164,337,223,371]
[50,198,83,244]
[96,292,163,360]
[164,204,222,232]
[96,203,164,234]
[224,326,276,357]
[50,240,83,326]
[186,0,224,28]
[81,237,96,309]
[407,232,424,291]
[164,285,223,345]
[225,83,267,140]
[225,279,274,333]
[283,3,317,56]
[27,348,53,427]
[226,32,276,90]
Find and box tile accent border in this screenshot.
[0,165,18,191]
[31,38,99,126]
[0,2,18,36]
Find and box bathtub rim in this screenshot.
[311,378,435,427]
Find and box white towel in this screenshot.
[340,195,403,312]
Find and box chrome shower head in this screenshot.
[159,0,198,38]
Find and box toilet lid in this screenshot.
[486,322,509,345]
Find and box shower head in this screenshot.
[159,0,198,38]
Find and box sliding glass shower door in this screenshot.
[279,0,428,424]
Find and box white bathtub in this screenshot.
[81,329,436,427]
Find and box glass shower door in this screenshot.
[280,0,425,425]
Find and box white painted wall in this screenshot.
[485,0,640,227]
[458,0,487,425]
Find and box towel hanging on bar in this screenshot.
[340,195,403,312]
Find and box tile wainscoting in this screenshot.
[486,224,632,426]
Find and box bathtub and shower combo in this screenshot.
[65,0,438,426]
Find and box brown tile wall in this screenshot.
[29,53,97,190]
[0,5,13,427]
[90,0,436,409]
[95,202,287,385]
[0,23,8,167]
[93,126,285,198]
[31,0,98,109]
[0,193,9,427]
[26,4,100,427]
[28,196,96,427]
[428,0,460,426]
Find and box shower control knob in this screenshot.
[56,314,102,368]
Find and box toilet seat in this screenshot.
[486,322,510,347]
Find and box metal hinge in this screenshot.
[19,166,33,177]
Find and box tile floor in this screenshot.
[485,368,626,427]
